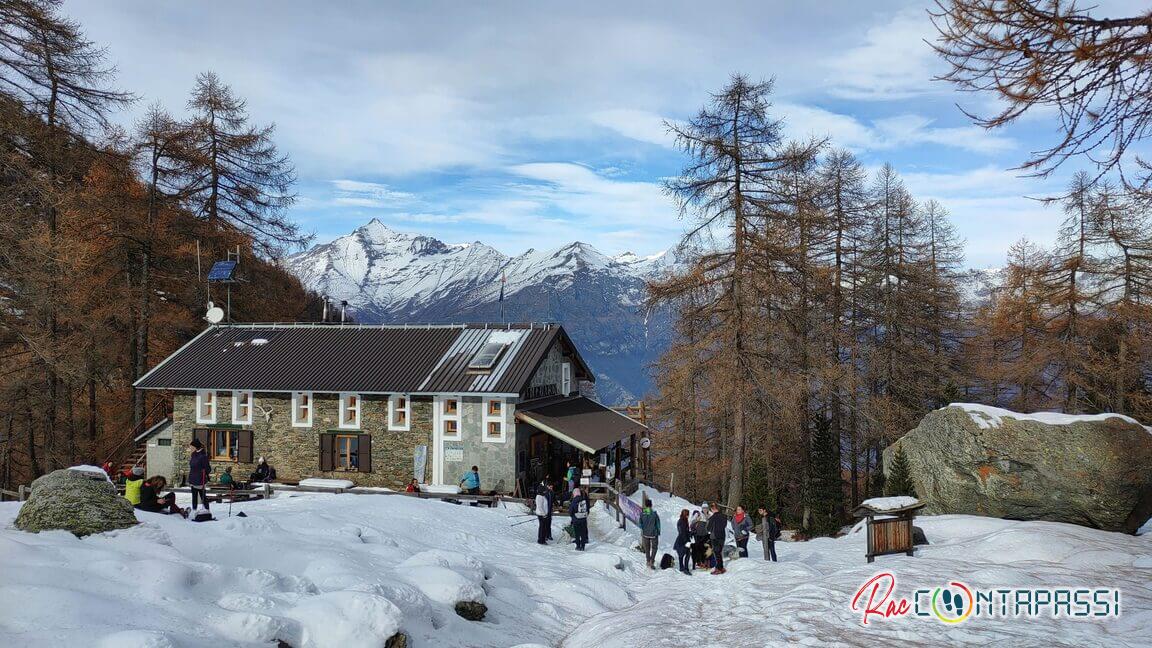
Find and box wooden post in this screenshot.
[263,483,271,499]
[19,484,26,501]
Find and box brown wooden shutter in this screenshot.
[193,428,210,448]
[237,430,254,463]
[358,434,372,473]
[319,434,335,472]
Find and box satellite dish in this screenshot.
[205,301,224,324]
[640,437,651,449]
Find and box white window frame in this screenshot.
[388,394,411,431]
[482,397,506,443]
[231,390,253,425]
[561,362,572,395]
[195,390,217,424]
[438,395,461,440]
[291,391,313,428]
[339,392,362,429]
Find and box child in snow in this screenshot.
[405,478,419,493]
[136,476,186,516]
[123,466,146,506]
[731,505,752,558]
[639,500,661,569]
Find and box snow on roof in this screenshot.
[860,496,920,512]
[950,403,1149,432]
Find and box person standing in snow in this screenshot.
[460,465,481,495]
[757,506,779,562]
[565,461,579,492]
[569,487,589,550]
[690,510,709,570]
[187,438,211,513]
[123,466,146,506]
[543,480,555,541]
[707,503,727,574]
[731,505,753,558]
[673,509,692,575]
[535,484,551,544]
[639,499,661,569]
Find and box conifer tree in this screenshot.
[884,446,915,498]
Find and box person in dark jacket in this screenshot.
[757,506,780,562]
[187,438,211,512]
[706,503,728,574]
[673,509,692,575]
[638,500,661,569]
[569,487,589,550]
[136,476,186,516]
[543,480,555,541]
[731,505,753,558]
[690,510,709,569]
[249,456,276,483]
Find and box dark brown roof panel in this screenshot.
[516,396,648,453]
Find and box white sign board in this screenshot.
[444,447,464,463]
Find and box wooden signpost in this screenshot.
[852,499,926,563]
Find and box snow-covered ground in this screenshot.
[1,486,1149,647]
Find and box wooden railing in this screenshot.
[101,396,171,467]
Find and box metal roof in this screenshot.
[134,322,593,395]
[516,396,649,453]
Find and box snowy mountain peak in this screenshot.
[282,220,680,403]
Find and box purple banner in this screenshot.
[618,493,643,524]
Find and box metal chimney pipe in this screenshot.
[321,298,329,323]
[340,300,348,323]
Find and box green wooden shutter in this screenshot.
[319,434,335,472]
[358,434,372,473]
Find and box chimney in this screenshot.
[321,297,329,323]
[340,300,348,323]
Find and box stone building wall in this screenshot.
[438,396,516,493]
[169,391,433,489]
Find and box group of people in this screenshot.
[666,502,781,575]
[532,477,591,550]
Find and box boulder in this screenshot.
[454,600,487,621]
[886,404,1152,534]
[14,467,138,537]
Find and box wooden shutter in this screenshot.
[237,430,254,463]
[358,434,372,473]
[193,428,210,448]
[319,434,335,472]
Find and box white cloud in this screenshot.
[331,179,416,208]
[589,109,675,148]
[822,8,943,100]
[778,103,1014,154]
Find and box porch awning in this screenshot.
[515,396,648,453]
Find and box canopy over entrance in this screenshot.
[516,396,648,453]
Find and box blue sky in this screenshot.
[64,0,1146,266]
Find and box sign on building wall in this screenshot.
[414,445,427,482]
[444,447,464,463]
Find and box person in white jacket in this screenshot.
[535,486,551,544]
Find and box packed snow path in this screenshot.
[1,486,1150,647]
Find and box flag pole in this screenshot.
[500,271,506,324]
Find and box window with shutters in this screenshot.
[321,433,371,473]
[561,362,572,395]
[196,390,216,424]
[482,398,505,443]
[388,394,410,431]
[339,393,361,429]
[291,391,312,427]
[438,396,461,440]
[232,390,253,425]
[209,429,238,461]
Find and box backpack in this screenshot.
[574,498,588,519]
[659,553,674,570]
[770,517,782,541]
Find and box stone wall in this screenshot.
[528,342,570,395]
[169,392,433,489]
[438,396,516,492]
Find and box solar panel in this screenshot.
[468,342,507,370]
[207,260,237,282]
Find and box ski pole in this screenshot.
[511,517,539,527]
